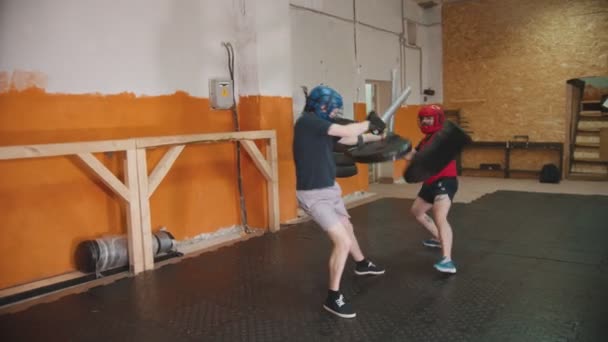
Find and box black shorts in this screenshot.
[417,177,458,204]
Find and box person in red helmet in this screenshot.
[404,104,458,274]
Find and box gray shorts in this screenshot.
[296,183,350,231]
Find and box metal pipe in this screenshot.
[381,86,412,124]
[76,231,176,275]
[389,69,399,133]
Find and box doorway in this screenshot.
[365,80,393,184]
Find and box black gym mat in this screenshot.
[1,191,607,341]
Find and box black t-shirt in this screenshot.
[293,112,339,190]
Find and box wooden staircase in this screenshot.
[568,92,608,180]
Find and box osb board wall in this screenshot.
[461,148,505,169]
[509,149,560,170]
[461,147,561,174]
[443,0,608,144]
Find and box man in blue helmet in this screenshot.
[293,84,387,318]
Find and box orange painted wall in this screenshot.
[238,96,297,225]
[0,87,297,289]
[393,105,425,179]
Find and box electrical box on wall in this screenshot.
[209,79,234,109]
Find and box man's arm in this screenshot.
[327,110,386,138]
[337,133,383,146]
[327,121,370,138]
[404,148,416,160]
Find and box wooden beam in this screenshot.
[76,153,130,202]
[564,83,574,178]
[148,145,185,197]
[0,271,129,315]
[600,128,608,162]
[0,271,88,299]
[266,135,280,232]
[0,139,134,160]
[241,140,272,181]
[136,130,275,148]
[135,149,155,271]
[0,129,280,299]
[124,149,145,275]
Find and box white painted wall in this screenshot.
[0,0,442,104]
[420,23,443,103]
[404,45,423,104]
[0,0,242,97]
[0,0,293,98]
[290,7,357,118]
[354,0,402,105]
[355,0,402,33]
[422,4,442,25]
[355,25,401,91]
[290,0,443,119]
[255,0,292,97]
[403,1,443,104]
[236,0,292,97]
[403,0,424,23]
[290,0,354,19]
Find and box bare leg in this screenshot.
[339,216,365,262]
[432,195,453,259]
[325,222,352,291]
[411,197,439,239]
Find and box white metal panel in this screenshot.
[420,24,443,103]
[403,0,424,23]
[356,25,401,84]
[290,9,356,119]
[290,0,354,19]
[0,0,238,97]
[355,0,402,33]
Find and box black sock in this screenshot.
[356,259,369,267]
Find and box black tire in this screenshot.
[346,134,412,163]
[336,164,358,178]
[334,143,353,153]
[334,152,355,166]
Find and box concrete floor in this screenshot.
[368,176,608,203]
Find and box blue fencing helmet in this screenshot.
[304,85,343,121]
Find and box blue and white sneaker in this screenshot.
[422,238,441,249]
[434,257,457,274]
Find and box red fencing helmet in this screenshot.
[418,104,445,134]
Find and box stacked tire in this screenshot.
[334,151,358,178]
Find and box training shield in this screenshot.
[404,120,472,183]
[346,134,412,164]
[336,164,358,178]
